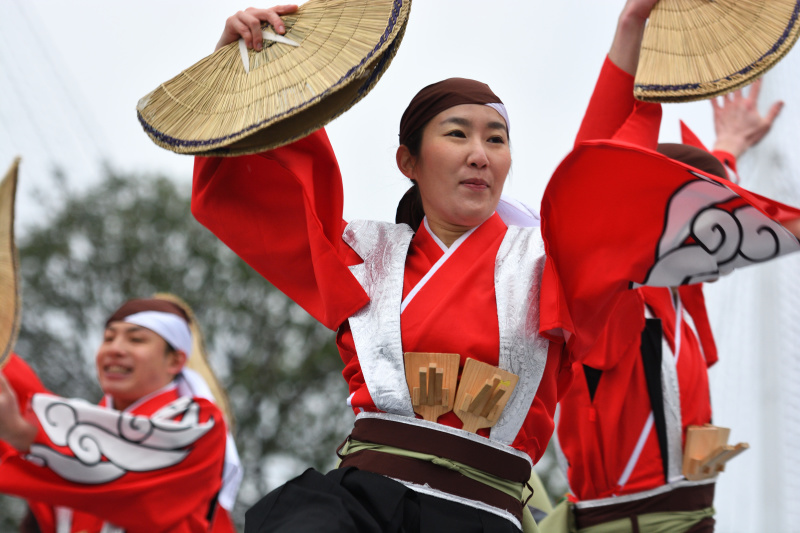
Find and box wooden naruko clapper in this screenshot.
[454,358,519,433]
[404,353,519,433]
[404,352,460,422]
[682,424,749,481]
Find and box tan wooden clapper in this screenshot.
[404,352,460,422]
[453,358,518,433]
[404,354,519,433]
[683,424,749,481]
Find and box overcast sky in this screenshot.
[1,0,721,232]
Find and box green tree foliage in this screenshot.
[0,168,352,530]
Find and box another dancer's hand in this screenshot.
[216,5,299,52]
[0,374,36,452]
[712,79,784,158]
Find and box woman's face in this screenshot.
[399,104,511,230]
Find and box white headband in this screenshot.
[122,311,193,357]
[486,103,510,134]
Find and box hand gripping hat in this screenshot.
[138,0,412,156]
[0,158,20,369]
[634,0,800,102]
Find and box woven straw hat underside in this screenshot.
[0,159,20,369]
[635,0,800,102]
[201,39,401,156]
[138,0,409,155]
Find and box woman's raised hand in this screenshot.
[609,0,661,75]
[622,0,661,23]
[216,5,299,52]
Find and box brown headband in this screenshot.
[657,143,727,180]
[106,298,190,327]
[399,77,504,146]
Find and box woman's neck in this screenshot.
[425,217,477,248]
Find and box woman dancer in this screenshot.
[193,1,800,531]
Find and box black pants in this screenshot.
[245,467,520,533]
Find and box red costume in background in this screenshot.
[0,354,231,533]
[544,59,800,532]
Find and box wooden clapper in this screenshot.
[404,353,518,433]
[404,352,460,422]
[682,424,749,481]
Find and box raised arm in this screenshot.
[193,6,371,330]
[608,0,660,76]
[575,0,662,147]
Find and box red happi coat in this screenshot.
[557,285,718,500]
[544,140,800,492]
[0,354,231,533]
[550,60,800,501]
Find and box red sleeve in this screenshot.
[540,140,800,362]
[0,396,227,532]
[192,128,369,330]
[676,284,718,367]
[575,56,662,150]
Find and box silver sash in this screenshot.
[344,220,550,445]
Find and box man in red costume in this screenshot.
[539,77,785,532]
[0,298,240,533]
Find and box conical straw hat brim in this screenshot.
[138,0,412,156]
[635,0,800,102]
[0,158,20,370]
[152,293,235,429]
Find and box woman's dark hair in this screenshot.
[395,125,426,231]
[395,181,425,231]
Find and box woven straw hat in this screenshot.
[0,158,21,370]
[138,0,412,156]
[635,0,800,102]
